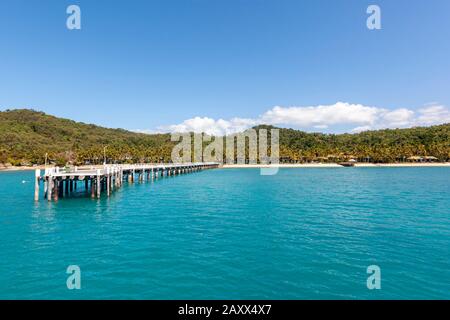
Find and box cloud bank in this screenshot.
[135,102,450,136]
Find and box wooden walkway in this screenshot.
[34,162,220,201]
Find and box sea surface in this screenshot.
[0,167,449,299]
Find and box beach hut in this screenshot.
[423,156,438,162]
[407,156,423,162]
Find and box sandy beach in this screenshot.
[1,162,450,172]
[222,163,450,168]
[0,166,41,172]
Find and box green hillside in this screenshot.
[0,109,449,166]
[276,124,450,163]
[0,109,174,165]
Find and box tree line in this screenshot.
[1,109,449,166]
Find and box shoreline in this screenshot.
[222,163,450,168]
[2,162,450,172]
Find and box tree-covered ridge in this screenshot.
[0,109,449,166]
[275,124,450,163]
[0,109,175,165]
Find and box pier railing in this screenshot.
[35,162,220,201]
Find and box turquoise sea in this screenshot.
[0,167,449,299]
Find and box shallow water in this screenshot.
[0,167,449,299]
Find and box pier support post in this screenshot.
[97,178,101,198]
[106,168,111,196]
[34,169,40,201]
[91,178,95,198]
[107,176,110,196]
[44,178,48,198]
[58,179,63,198]
[96,171,101,199]
[47,177,53,201]
[54,179,59,202]
[111,174,114,191]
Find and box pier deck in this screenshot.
[34,162,220,201]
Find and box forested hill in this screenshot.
[1,109,449,166]
[0,109,173,165]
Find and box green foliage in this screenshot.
[0,109,449,165]
[0,109,175,165]
[271,125,450,163]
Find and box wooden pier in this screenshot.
[34,162,220,201]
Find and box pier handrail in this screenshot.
[35,162,220,201]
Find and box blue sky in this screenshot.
[1,0,450,134]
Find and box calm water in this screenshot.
[0,168,449,299]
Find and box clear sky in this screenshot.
[1,0,450,134]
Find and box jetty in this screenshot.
[34,162,220,201]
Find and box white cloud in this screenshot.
[156,117,258,136]
[136,102,450,135]
[415,105,450,126]
[379,108,415,127]
[260,102,381,128]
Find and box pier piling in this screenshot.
[34,169,40,201]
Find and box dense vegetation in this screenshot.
[276,125,450,163]
[1,109,449,166]
[0,109,174,165]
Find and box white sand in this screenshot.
[222,163,450,168]
[2,162,450,172]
